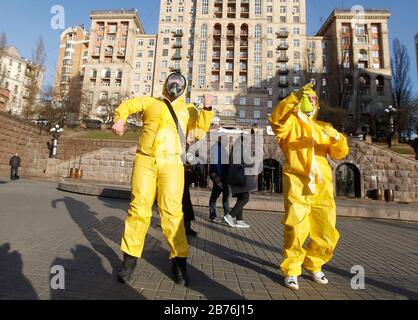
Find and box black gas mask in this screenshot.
[165,73,186,100]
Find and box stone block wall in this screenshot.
[0,112,50,176]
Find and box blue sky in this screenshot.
[0,0,417,95]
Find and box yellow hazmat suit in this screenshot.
[114,80,213,259]
[268,84,349,277]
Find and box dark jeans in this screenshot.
[10,167,18,180]
[209,182,230,219]
[229,192,250,221]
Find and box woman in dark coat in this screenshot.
[223,135,257,229]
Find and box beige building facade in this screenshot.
[317,10,393,133]
[81,10,156,122]
[154,0,309,127]
[54,26,89,117]
[0,47,44,116]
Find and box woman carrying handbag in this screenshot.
[223,134,257,229]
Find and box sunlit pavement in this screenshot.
[0,178,417,300]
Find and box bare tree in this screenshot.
[23,37,46,119]
[316,99,348,132]
[391,38,413,139]
[35,85,63,130]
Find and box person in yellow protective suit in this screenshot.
[112,73,214,286]
[268,83,349,290]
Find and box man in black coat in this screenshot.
[9,153,21,180]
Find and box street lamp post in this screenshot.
[49,124,64,158]
[384,105,397,148]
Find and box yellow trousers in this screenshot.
[121,153,189,259]
[280,173,340,277]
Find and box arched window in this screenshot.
[359,74,370,86]
[376,75,385,96]
[359,74,371,96]
[100,91,108,101]
[105,46,113,56]
[359,49,368,60]
[101,68,111,79]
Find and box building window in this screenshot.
[239,97,246,105]
[202,0,208,14]
[255,0,262,15]
[254,25,262,38]
[201,24,208,37]
[254,111,261,119]
[254,98,261,106]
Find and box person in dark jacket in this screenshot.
[223,135,257,229]
[9,153,21,181]
[208,137,231,222]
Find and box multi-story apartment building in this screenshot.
[0,46,44,116]
[317,9,392,132]
[54,26,89,117]
[81,9,151,121]
[132,34,157,97]
[153,0,309,127]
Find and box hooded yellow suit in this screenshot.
[114,79,213,259]
[269,85,349,277]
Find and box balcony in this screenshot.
[213,52,221,59]
[173,30,183,37]
[277,68,290,75]
[172,54,182,60]
[210,82,220,90]
[277,44,289,50]
[227,10,236,18]
[276,31,289,38]
[117,50,126,57]
[213,30,221,37]
[277,56,289,63]
[213,42,221,48]
[226,41,235,48]
[240,31,248,37]
[227,31,235,37]
[170,66,181,72]
[278,81,289,87]
[214,11,223,18]
[223,83,234,91]
[240,41,248,47]
[241,11,249,18]
[172,43,183,49]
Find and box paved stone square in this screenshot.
[0,178,417,300]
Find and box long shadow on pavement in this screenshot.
[49,245,145,300]
[0,243,38,300]
[194,212,280,258]
[51,197,122,275]
[322,265,418,300]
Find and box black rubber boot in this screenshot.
[185,220,198,237]
[171,257,189,286]
[117,253,137,284]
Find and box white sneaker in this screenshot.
[223,214,236,228]
[308,271,329,285]
[235,220,250,228]
[284,276,299,290]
